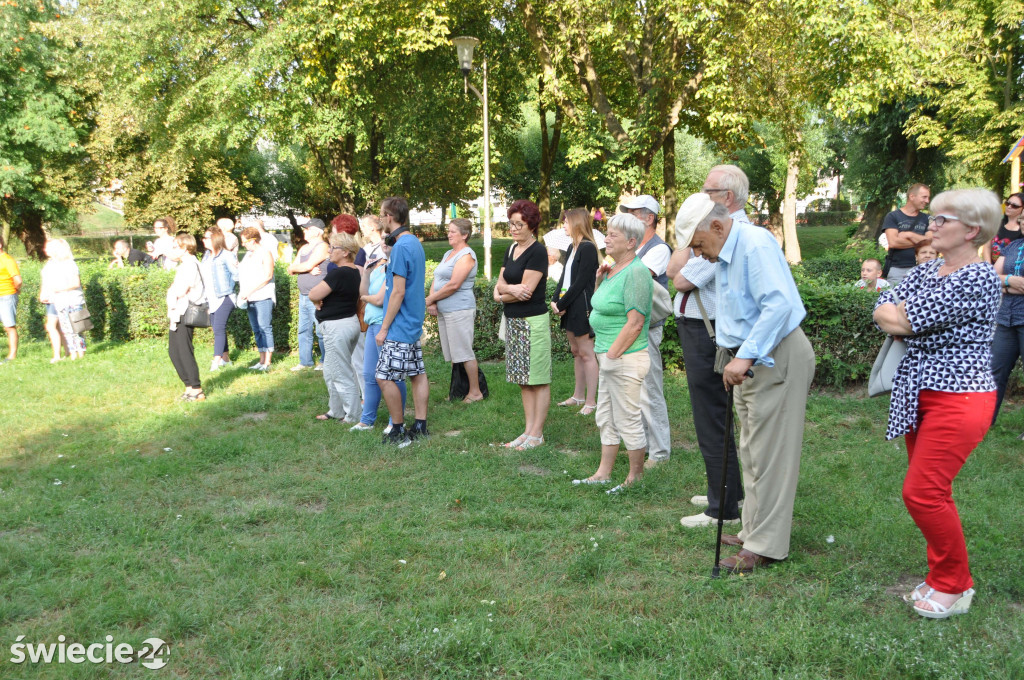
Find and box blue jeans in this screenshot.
[246,298,274,352]
[991,323,1024,424]
[298,294,325,366]
[361,323,405,425]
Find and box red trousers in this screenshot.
[903,390,995,593]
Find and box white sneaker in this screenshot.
[290,364,310,372]
[255,363,270,372]
[314,363,324,372]
[210,359,222,372]
[679,512,740,528]
[382,423,393,435]
[349,422,374,432]
[249,362,263,370]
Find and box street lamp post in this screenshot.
[451,36,492,280]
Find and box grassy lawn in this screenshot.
[1,337,1022,678]
[797,224,852,260]
[77,204,125,235]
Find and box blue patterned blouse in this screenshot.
[875,259,1001,440]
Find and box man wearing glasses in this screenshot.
[702,164,752,224]
[883,183,931,286]
[375,196,430,447]
[666,164,750,528]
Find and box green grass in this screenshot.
[76,203,125,235]
[798,224,852,260]
[1,337,1023,678]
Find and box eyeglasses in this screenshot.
[1008,202,1023,209]
[931,214,962,228]
[509,220,528,231]
[703,188,728,195]
[329,246,348,252]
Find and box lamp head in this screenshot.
[451,36,480,76]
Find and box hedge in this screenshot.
[803,211,858,226]
[12,255,884,387]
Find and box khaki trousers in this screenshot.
[733,327,815,560]
[595,350,650,451]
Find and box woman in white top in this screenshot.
[426,218,483,402]
[166,232,207,401]
[238,226,277,371]
[38,239,69,362]
[41,238,87,360]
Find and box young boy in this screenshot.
[856,258,889,292]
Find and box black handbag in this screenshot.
[449,362,489,401]
[182,301,211,328]
[69,305,94,334]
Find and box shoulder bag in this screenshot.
[69,305,94,334]
[868,294,906,397]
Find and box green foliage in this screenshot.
[795,278,881,387]
[0,0,96,251]
[806,198,851,212]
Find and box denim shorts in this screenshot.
[46,302,58,317]
[0,294,17,328]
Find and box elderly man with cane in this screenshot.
[675,193,815,574]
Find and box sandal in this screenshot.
[904,581,929,603]
[501,434,529,448]
[579,404,596,416]
[462,395,485,404]
[914,588,975,619]
[557,397,585,407]
[515,435,544,450]
[182,389,206,402]
[314,413,334,421]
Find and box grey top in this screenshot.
[296,245,327,296]
[433,247,478,313]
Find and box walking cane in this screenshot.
[712,369,752,578]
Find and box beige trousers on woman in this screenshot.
[595,350,651,451]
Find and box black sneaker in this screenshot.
[408,422,430,442]
[383,426,412,448]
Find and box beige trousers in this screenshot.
[595,350,650,451]
[733,327,815,560]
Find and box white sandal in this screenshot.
[914,587,975,619]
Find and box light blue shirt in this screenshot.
[715,220,806,367]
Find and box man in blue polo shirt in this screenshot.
[677,196,816,574]
[375,196,429,447]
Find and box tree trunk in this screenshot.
[662,127,677,246]
[537,78,562,229]
[782,149,802,263]
[854,200,888,240]
[18,211,47,260]
[369,113,381,187]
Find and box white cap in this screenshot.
[619,195,660,215]
[674,193,716,248]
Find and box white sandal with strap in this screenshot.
[914,587,975,619]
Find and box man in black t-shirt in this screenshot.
[108,240,153,268]
[883,183,931,285]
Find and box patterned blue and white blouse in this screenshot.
[875,259,1001,440]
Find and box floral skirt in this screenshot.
[505,313,551,386]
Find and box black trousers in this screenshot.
[677,316,742,520]
[169,323,201,389]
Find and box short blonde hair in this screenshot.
[329,231,362,258]
[930,189,1002,246]
[174,231,197,255]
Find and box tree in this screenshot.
[0,0,96,257]
[905,0,1024,194]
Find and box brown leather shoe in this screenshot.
[719,549,780,574]
[720,534,743,547]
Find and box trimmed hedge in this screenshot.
[12,255,881,387]
[803,211,858,226]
